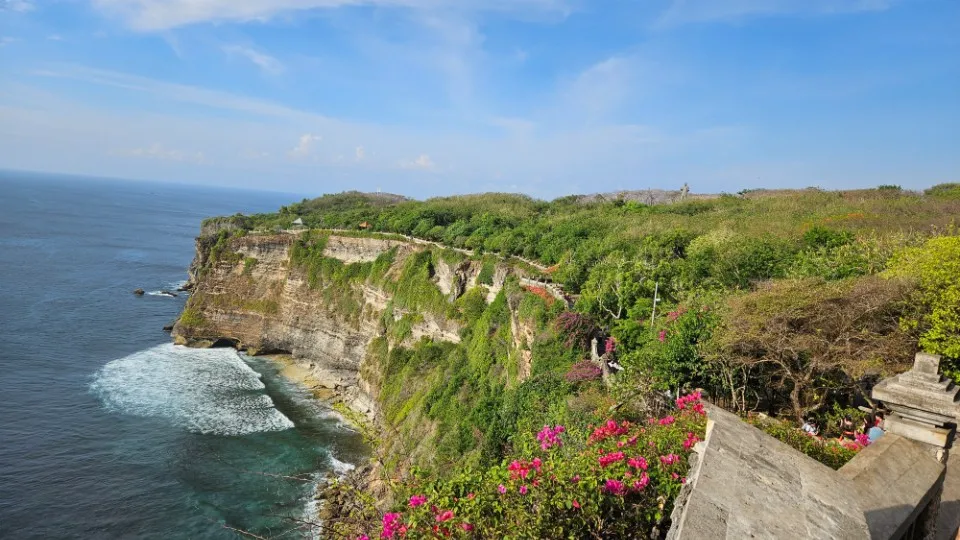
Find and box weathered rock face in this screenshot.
[323,235,407,264]
[174,234,395,417]
[172,232,518,421]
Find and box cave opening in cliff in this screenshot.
[210,338,240,349]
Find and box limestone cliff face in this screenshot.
[172,232,519,420]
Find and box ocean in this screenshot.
[0,172,367,539]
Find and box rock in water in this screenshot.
[133,288,145,296]
[162,323,174,332]
[159,290,178,298]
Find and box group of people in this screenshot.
[801,411,886,445]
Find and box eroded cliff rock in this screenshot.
[172,232,534,424]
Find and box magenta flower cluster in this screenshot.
[604,336,616,354]
[675,391,706,415]
[589,420,631,444]
[536,425,565,451]
[598,451,625,468]
[659,454,680,466]
[565,359,603,383]
[381,512,403,538]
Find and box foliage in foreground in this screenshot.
[747,416,862,470]
[341,394,706,539]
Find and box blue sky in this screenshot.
[1,0,957,198]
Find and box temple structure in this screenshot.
[668,353,960,540]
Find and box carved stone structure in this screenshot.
[870,353,960,539]
[668,352,960,540]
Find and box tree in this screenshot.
[710,276,916,422]
[576,252,652,322]
[884,235,960,360]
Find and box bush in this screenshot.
[565,360,603,383]
[748,417,860,470]
[802,226,853,249]
[351,395,707,539]
[884,235,960,361]
[925,183,960,200]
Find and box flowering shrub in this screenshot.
[748,417,861,470]
[565,359,603,383]
[554,311,598,350]
[358,394,708,538]
[523,285,556,306]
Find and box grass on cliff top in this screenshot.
[222,186,958,293]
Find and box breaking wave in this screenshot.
[91,344,294,435]
[329,455,356,475]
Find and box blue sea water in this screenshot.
[0,172,366,539]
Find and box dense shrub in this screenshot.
[884,235,960,362]
[565,360,603,383]
[747,417,861,470]
[350,394,707,539]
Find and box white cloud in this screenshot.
[1,0,33,12]
[32,65,322,120]
[0,37,18,46]
[222,45,284,75]
[400,153,435,170]
[6,65,766,197]
[355,146,365,161]
[47,34,64,41]
[289,133,320,158]
[118,143,206,163]
[91,0,569,31]
[656,0,895,26]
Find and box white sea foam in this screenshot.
[90,344,294,435]
[329,455,356,475]
[168,280,189,291]
[303,472,325,540]
[147,291,178,297]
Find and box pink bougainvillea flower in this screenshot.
[570,475,580,484]
[683,432,700,450]
[435,510,454,523]
[572,499,581,509]
[408,495,427,508]
[603,479,626,496]
[497,484,506,494]
[461,523,474,532]
[660,454,681,466]
[658,330,667,342]
[632,473,650,491]
[381,513,403,539]
[536,425,565,450]
[519,485,528,495]
[627,456,648,470]
[588,420,630,444]
[598,451,625,467]
[659,416,675,426]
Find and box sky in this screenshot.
[0,0,957,199]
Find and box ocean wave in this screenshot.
[328,454,356,475]
[146,291,178,297]
[90,343,294,435]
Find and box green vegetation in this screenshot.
[748,416,859,470]
[235,188,957,292]
[194,185,960,534]
[178,307,206,328]
[340,401,706,539]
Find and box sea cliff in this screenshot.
[172,228,543,465]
